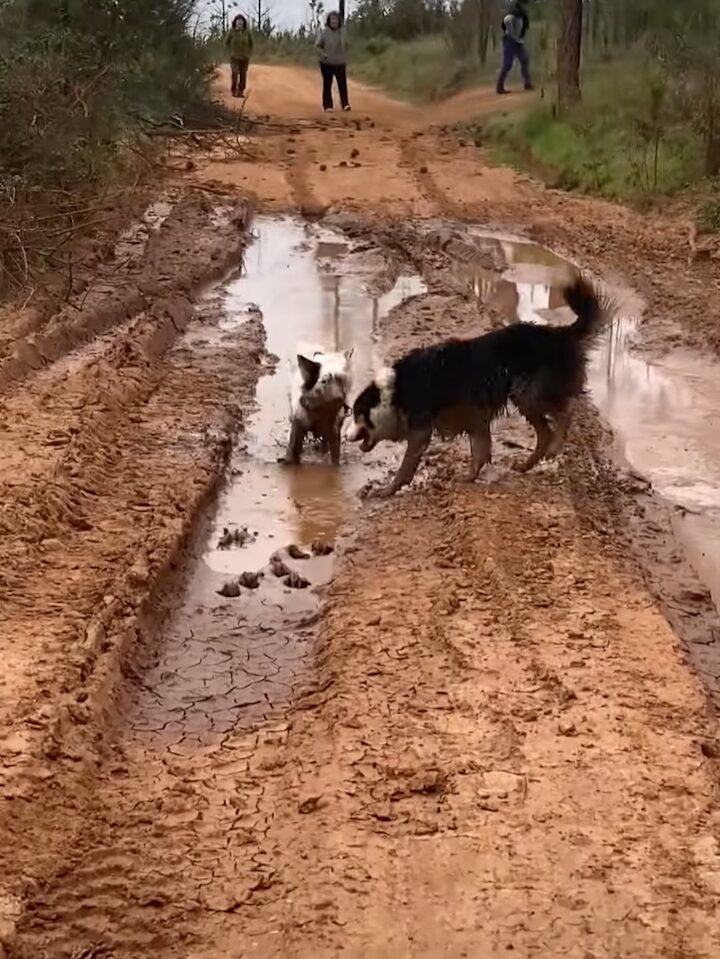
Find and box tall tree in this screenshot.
[557,0,583,112]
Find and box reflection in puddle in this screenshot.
[469,231,720,608]
[209,215,425,577]
[468,233,720,514]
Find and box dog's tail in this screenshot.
[564,275,606,341]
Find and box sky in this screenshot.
[208,0,320,30]
[207,0,332,31]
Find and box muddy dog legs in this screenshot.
[466,419,492,482]
[368,427,432,498]
[279,420,306,465]
[514,401,574,472]
[514,408,554,473]
[545,405,574,459]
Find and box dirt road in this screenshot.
[2,64,720,959]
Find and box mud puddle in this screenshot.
[125,216,424,741]
[467,230,720,612]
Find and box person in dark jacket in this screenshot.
[315,11,350,112]
[497,1,534,94]
[226,14,253,99]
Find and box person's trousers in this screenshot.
[320,62,349,109]
[497,36,531,91]
[231,57,249,96]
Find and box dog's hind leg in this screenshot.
[369,427,432,498]
[466,419,492,482]
[545,404,574,459]
[514,408,553,473]
[278,420,305,465]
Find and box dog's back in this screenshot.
[392,276,604,424]
[348,276,607,495]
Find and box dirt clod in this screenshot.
[238,571,262,590]
[298,795,323,814]
[558,720,578,737]
[270,555,292,577]
[217,580,241,598]
[217,528,234,549]
[217,526,253,549]
[285,571,310,590]
[311,539,334,556]
[288,544,311,560]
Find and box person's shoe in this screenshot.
[324,106,333,112]
[496,87,509,95]
[524,84,535,91]
[343,105,351,112]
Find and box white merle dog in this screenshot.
[279,347,353,465]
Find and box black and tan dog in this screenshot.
[347,275,607,498]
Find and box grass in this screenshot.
[350,35,495,102]
[475,57,703,202]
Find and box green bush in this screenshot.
[0,0,215,292]
[695,194,720,232]
[350,34,497,102]
[482,57,703,200]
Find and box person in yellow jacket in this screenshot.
[225,14,253,99]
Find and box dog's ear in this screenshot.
[297,354,321,389]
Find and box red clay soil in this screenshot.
[0,65,720,959]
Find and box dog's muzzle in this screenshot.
[347,420,376,452]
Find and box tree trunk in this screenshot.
[557,0,583,113]
[704,71,720,177]
[339,0,345,25]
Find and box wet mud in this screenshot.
[4,195,720,958]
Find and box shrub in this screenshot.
[0,0,215,292]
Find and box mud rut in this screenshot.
[4,210,720,959]
[4,79,720,955]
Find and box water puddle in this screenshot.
[126,216,424,742]
[210,216,423,577]
[466,230,720,610]
[126,215,720,745]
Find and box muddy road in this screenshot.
[2,65,720,958]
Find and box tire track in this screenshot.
[399,133,467,220]
[282,132,325,216]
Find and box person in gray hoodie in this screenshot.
[497,1,534,94]
[315,10,350,112]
